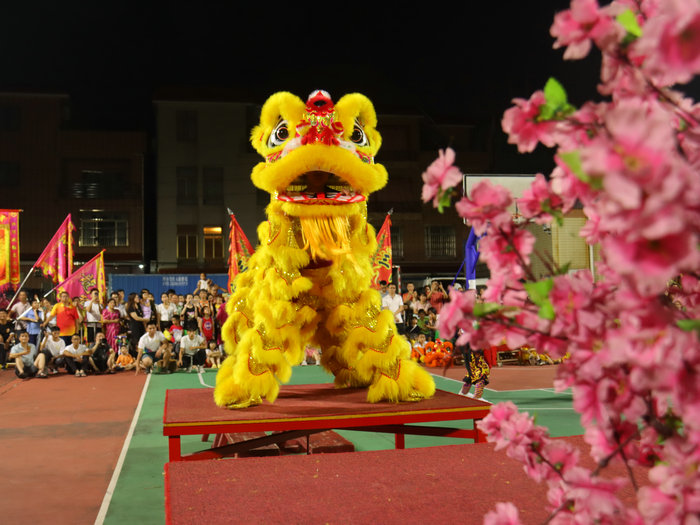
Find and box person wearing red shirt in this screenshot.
[43,292,81,345]
[427,280,447,314]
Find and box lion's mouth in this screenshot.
[277,171,365,203]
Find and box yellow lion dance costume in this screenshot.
[214,90,436,408]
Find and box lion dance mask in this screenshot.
[214,90,436,408]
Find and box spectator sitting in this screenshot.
[39,326,66,374]
[0,309,16,369]
[10,331,47,378]
[135,321,172,374]
[206,340,222,369]
[89,332,115,374]
[114,345,136,371]
[63,334,89,377]
[178,329,207,373]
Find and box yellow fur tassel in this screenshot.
[299,215,352,261]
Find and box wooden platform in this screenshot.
[163,384,490,461]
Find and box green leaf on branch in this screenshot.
[525,278,556,321]
[538,78,576,122]
[559,150,603,190]
[544,77,567,108]
[677,319,700,338]
[436,189,452,213]
[617,9,642,38]
[473,302,502,317]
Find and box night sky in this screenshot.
[1,1,601,171]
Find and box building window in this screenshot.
[177,225,198,260]
[176,110,197,142]
[0,106,20,131]
[425,226,456,258]
[0,162,20,186]
[176,167,198,205]
[79,213,129,247]
[71,169,125,199]
[202,167,224,205]
[203,226,224,259]
[391,226,403,260]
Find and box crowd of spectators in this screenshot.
[1,276,459,380]
[0,277,228,379]
[379,279,456,343]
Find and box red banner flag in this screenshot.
[0,210,21,291]
[371,213,393,289]
[34,214,75,284]
[228,214,254,293]
[56,251,105,303]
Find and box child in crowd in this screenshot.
[195,273,209,293]
[114,345,136,371]
[169,315,184,344]
[406,316,421,341]
[206,340,222,369]
[199,306,215,343]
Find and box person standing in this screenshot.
[156,292,176,332]
[44,292,81,345]
[10,291,31,336]
[83,288,103,344]
[101,298,121,352]
[427,280,447,314]
[17,298,45,347]
[381,283,406,335]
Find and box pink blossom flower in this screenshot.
[502,91,556,153]
[637,0,700,86]
[550,0,619,59]
[478,228,535,280]
[456,180,513,235]
[483,502,522,525]
[517,173,564,224]
[420,147,462,206]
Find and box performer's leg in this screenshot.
[326,289,435,402]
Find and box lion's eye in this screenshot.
[350,123,368,146]
[268,120,289,148]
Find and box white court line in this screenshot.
[94,373,151,525]
[539,388,573,395]
[198,370,214,388]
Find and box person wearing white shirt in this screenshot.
[62,334,89,377]
[177,330,207,373]
[381,283,406,335]
[83,288,103,343]
[156,293,177,332]
[39,326,66,374]
[136,321,172,374]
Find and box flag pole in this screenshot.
[8,267,38,306]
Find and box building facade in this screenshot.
[0,92,146,294]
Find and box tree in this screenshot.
[422,1,700,523]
